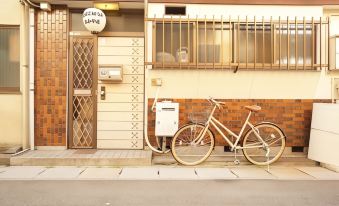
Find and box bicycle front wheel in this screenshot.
[171,124,215,166]
[242,123,286,165]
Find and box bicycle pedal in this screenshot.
[234,159,240,165]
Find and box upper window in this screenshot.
[150,16,328,70]
[0,26,20,92]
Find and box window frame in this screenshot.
[149,16,328,71]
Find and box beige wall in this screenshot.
[0,1,24,147]
[146,69,332,99]
[0,0,21,25]
[146,4,335,101]
[0,95,22,146]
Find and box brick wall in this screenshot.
[34,7,68,146]
[148,99,331,147]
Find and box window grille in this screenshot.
[145,16,329,71]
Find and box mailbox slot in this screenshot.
[98,65,123,82]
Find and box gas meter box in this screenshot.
[155,102,179,137]
[98,65,123,81]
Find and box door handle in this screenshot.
[100,86,105,100]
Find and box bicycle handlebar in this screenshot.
[207,97,226,108]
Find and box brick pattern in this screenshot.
[148,99,331,147]
[34,8,68,146]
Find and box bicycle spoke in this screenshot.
[242,123,285,165]
[171,124,214,165]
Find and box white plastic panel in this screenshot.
[97,112,143,122]
[309,129,339,166]
[98,121,143,131]
[97,139,143,149]
[155,102,179,137]
[98,56,144,66]
[97,102,143,112]
[97,131,143,140]
[308,103,339,167]
[96,37,145,150]
[311,103,339,134]
[98,37,144,47]
[99,46,144,56]
[98,93,144,103]
[99,74,144,84]
[122,65,144,75]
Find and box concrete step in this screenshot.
[152,151,317,167]
[0,146,23,165]
[10,150,152,167]
[0,154,11,165]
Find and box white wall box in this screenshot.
[329,35,339,70]
[308,103,339,170]
[155,102,179,137]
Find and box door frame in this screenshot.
[68,31,98,149]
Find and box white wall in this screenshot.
[0,1,25,147]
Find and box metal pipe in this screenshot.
[238,16,240,69]
[262,16,265,68]
[221,16,223,69]
[12,148,30,157]
[311,17,315,69]
[295,16,298,70]
[271,16,273,69]
[20,1,30,149]
[229,15,231,68]
[162,15,164,68]
[319,17,323,69]
[153,14,156,69]
[188,15,190,68]
[303,17,306,70]
[279,16,281,70]
[196,15,199,67]
[213,15,215,69]
[29,7,35,150]
[179,15,182,68]
[287,16,290,70]
[246,16,248,69]
[171,16,173,61]
[204,15,207,69]
[254,16,256,69]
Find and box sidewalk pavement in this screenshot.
[0,165,338,180]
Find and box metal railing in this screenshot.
[145,16,329,71]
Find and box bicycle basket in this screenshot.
[188,109,211,124]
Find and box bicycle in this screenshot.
[171,98,286,166]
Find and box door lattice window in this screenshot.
[70,37,96,148]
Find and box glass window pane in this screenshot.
[275,24,312,65]
[197,22,232,64]
[156,22,194,63]
[236,23,272,64]
[0,27,20,90]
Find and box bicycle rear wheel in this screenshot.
[171,124,215,166]
[242,122,286,165]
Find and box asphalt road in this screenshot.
[0,180,338,206]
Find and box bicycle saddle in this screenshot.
[245,105,261,112]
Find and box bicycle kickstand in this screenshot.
[266,148,270,172]
[234,148,240,165]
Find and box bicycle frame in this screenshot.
[193,104,268,151]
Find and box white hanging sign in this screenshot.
[83,8,106,33]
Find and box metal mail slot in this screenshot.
[98,65,123,81]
